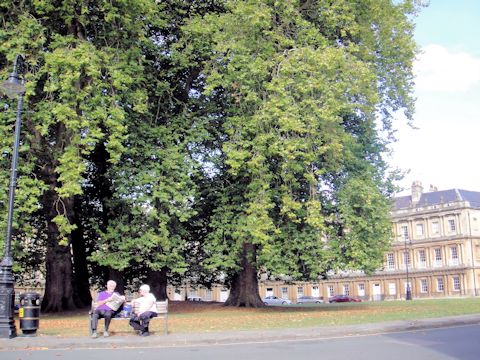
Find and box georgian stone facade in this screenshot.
[170,182,480,303]
[258,183,480,302]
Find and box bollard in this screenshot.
[19,292,41,336]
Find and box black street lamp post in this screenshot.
[0,54,26,338]
[405,237,412,301]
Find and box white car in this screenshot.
[296,295,324,304]
[263,295,292,305]
[187,296,202,301]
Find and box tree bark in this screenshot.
[224,243,264,307]
[146,267,168,300]
[38,139,79,312]
[70,195,92,308]
[41,190,77,312]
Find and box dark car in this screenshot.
[296,295,323,304]
[328,295,361,303]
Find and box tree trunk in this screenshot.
[224,243,264,307]
[41,191,77,312]
[39,159,79,312]
[70,195,92,308]
[146,268,168,300]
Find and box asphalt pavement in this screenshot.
[1,313,480,351]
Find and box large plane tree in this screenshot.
[182,0,418,306]
[0,0,165,311]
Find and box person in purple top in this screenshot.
[91,280,125,338]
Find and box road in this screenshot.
[2,323,479,360]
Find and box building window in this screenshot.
[434,248,442,266]
[431,221,440,235]
[343,284,350,296]
[328,285,334,297]
[401,225,409,240]
[388,283,396,295]
[416,223,424,236]
[358,283,365,296]
[437,278,444,292]
[421,279,428,293]
[297,287,304,297]
[450,246,459,265]
[281,287,288,298]
[387,253,395,270]
[448,219,456,232]
[453,277,461,291]
[418,249,427,268]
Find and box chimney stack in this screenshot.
[411,181,423,204]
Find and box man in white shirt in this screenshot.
[129,284,157,336]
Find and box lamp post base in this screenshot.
[0,258,17,338]
[406,288,412,301]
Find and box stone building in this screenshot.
[257,182,480,302]
[173,182,480,303]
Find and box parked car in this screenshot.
[296,295,324,304]
[263,295,292,305]
[187,296,202,301]
[328,295,361,303]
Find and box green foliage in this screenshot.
[0,0,419,300]
[183,0,418,284]
[0,0,168,289]
[328,176,393,274]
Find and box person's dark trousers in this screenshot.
[129,311,157,334]
[91,309,114,332]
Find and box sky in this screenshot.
[388,0,480,195]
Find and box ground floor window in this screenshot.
[343,284,350,296]
[421,279,428,293]
[358,283,365,296]
[297,286,304,297]
[388,283,396,295]
[328,285,334,297]
[281,287,289,298]
[453,276,461,291]
[437,277,444,292]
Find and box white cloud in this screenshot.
[414,44,480,92]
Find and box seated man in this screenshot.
[129,284,157,336]
[91,280,125,338]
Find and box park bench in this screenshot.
[89,299,168,335]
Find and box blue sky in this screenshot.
[389,0,480,194]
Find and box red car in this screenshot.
[328,295,361,303]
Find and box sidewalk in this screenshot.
[1,314,480,351]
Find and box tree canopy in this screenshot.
[0,0,420,310]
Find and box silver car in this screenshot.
[296,295,324,304]
[263,295,292,305]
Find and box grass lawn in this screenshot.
[26,297,480,337]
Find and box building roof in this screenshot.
[394,189,480,210]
